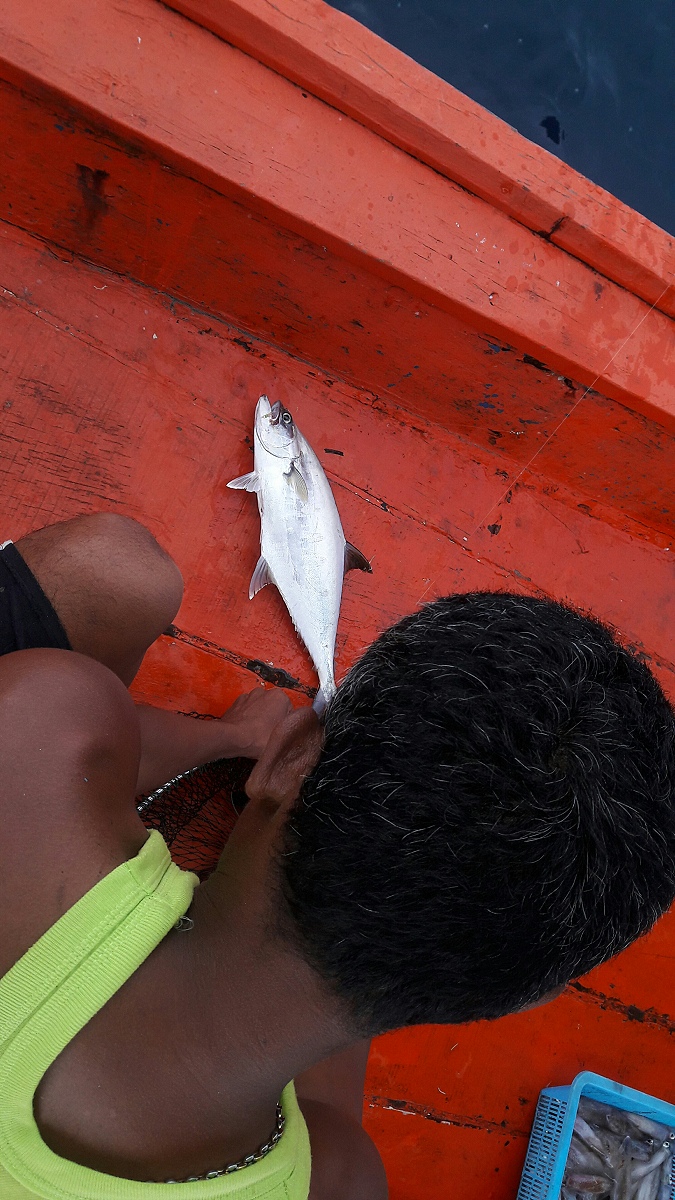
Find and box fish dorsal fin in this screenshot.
[227,471,260,493]
[249,555,275,599]
[344,541,372,573]
[285,462,308,503]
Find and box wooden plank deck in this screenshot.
[1,0,675,1195]
[3,216,675,1199]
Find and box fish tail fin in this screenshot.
[312,679,336,719]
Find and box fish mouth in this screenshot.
[254,395,275,441]
[254,395,294,458]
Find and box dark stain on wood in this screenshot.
[75,164,109,232]
[245,658,307,691]
[522,354,552,373]
[164,626,314,697]
[568,979,675,1035]
[366,1095,529,1137]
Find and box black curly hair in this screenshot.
[279,593,675,1034]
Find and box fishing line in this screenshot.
[462,279,674,543]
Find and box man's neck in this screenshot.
[190,848,355,1108]
[35,856,353,1184]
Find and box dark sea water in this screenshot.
[328,0,675,236]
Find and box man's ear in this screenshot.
[246,707,324,808]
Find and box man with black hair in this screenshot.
[1,512,674,1200]
[285,593,675,1030]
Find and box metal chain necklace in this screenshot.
[163,1104,285,1184]
[142,789,286,1183]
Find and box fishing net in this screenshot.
[136,757,255,880]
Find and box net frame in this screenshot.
[136,756,254,879]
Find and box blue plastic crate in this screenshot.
[516,1071,675,1200]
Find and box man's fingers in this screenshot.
[223,686,291,725]
[246,708,324,806]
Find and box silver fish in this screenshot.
[228,395,371,713]
[562,1099,675,1200]
[564,1175,612,1194]
[657,1157,673,1200]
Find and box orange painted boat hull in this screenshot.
[0,1,674,1195]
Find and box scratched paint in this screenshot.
[2,5,675,1195]
[2,220,675,1198]
[1,88,674,539]
[0,11,674,429]
[168,0,675,318]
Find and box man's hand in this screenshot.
[218,687,293,761]
[245,707,324,806]
[135,687,292,794]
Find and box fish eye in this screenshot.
[282,412,292,425]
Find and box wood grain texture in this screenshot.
[2,4,675,1192]
[1,81,675,541]
[2,220,674,693]
[0,0,674,432]
[2,221,675,1197]
[156,0,675,320]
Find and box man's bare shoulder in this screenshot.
[0,648,146,976]
[299,1099,389,1200]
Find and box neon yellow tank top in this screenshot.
[0,831,311,1199]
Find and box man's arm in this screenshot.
[295,1043,389,1200]
[12,515,293,794]
[135,688,292,794]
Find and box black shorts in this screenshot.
[0,542,71,656]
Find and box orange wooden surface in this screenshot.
[2,219,675,1199]
[0,0,674,434]
[171,0,675,319]
[1,83,675,546]
[2,1,675,1195]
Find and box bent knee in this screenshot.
[17,513,184,681]
[20,511,183,605]
[0,649,143,854]
[78,512,176,566]
[55,512,183,612]
[89,514,184,653]
[0,648,139,764]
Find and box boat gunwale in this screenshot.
[166,0,675,320]
[0,0,673,439]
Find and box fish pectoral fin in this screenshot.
[284,463,308,503]
[344,541,373,573]
[227,471,260,493]
[249,555,275,599]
